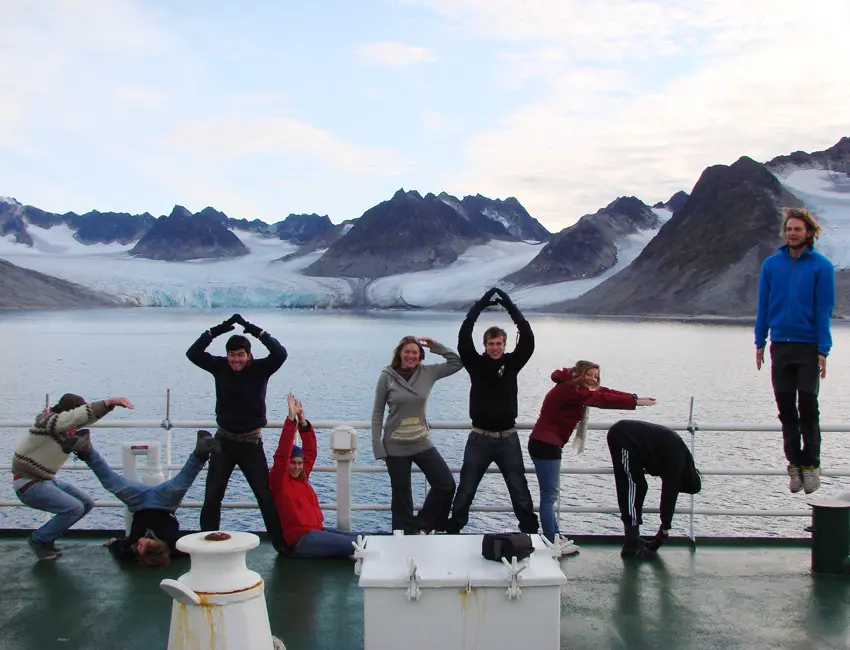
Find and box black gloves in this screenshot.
[209,320,234,338]
[494,288,522,319]
[242,321,263,338]
[209,314,249,338]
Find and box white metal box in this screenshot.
[357,534,567,650]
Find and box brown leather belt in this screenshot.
[15,479,42,495]
[472,427,517,439]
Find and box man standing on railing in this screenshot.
[446,287,539,536]
[606,419,701,559]
[12,393,135,561]
[269,393,363,558]
[186,313,287,552]
[755,208,835,495]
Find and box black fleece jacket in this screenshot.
[458,304,534,432]
[186,331,287,433]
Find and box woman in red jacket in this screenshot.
[528,361,656,549]
[270,394,362,558]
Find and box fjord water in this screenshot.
[1,308,848,538]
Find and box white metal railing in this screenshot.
[2,393,849,539]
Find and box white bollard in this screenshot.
[330,425,358,532]
[121,442,165,534]
[160,531,285,650]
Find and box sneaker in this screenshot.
[801,466,821,494]
[557,535,580,556]
[72,429,93,460]
[193,430,220,461]
[787,464,803,493]
[28,537,59,561]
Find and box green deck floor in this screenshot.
[1,536,847,650]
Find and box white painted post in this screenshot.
[329,426,358,532]
[121,442,165,534]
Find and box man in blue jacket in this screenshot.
[755,208,835,494]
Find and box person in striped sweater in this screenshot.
[12,393,134,560]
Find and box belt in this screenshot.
[472,427,517,439]
[15,479,42,496]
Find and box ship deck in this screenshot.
[1,533,847,650]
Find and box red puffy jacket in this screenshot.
[529,368,637,449]
[269,418,324,546]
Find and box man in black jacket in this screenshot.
[72,430,219,566]
[186,314,287,551]
[446,288,539,535]
[606,420,702,558]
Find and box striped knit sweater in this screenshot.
[12,400,111,480]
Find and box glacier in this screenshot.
[5,170,849,312]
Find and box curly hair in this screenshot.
[782,207,822,246]
[137,539,171,568]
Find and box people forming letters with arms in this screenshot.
[270,394,363,558]
[12,393,134,561]
[186,313,287,551]
[446,288,539,536]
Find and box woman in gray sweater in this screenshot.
[371,335,463,533]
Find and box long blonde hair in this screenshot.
[571,360,600,388]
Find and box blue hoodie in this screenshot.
[754,245,835,356]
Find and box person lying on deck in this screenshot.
[71,430,220,567]
[270,393,364,558]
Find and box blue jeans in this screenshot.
[531,457,561,542]
[86,450,202,511]
[294,528,362,558]
[15,478,95,543]
[447,432,538,534]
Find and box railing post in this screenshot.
[687,396,696,547]
[161,389,173,479]
[329,426,358,532]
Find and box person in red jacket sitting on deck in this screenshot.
[528,360,657,551]
[270,393,363,558]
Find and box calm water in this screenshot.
[1,308,848,538]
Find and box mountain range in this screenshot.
[1,136,848,316]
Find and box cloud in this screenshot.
[355,41,436,67]
[162,115,411,178]
[408,0,850,230]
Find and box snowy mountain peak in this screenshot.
[0,196,21,206]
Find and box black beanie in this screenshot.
[52,393,86,413]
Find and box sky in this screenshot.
[1,1,848,233]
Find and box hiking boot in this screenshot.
[787,464,803,493]
[801,466,821,494]
[72,430,94,460]
[557,535,580,556]
[193,430,220,461]
[28,537,59,561]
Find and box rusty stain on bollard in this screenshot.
[204,532,232,541]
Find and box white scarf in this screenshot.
[572,406,589,454]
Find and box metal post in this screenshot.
[336,456,353,531]
[163,389,173,479]
[687,396,696,547]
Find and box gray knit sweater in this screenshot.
[371,342,463,458]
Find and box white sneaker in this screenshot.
[788,464,803,493]
[557,535,580,555]
[801,466,821,494]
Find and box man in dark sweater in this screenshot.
[72,430,219,567]
[606,420,702,559]
[446,287,539,535]
[186,314,287,551]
